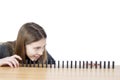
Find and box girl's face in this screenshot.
[26,38,46,61]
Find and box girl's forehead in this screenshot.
[28,39,46,46]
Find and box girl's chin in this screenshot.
[30,58,37,61]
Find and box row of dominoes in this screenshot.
[21,60,115,69]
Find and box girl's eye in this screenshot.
[34,47,41,50]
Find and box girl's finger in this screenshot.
[12,55,22,60]
[4,61,13,68]
[9,59,17,68]
[13,58,19,67]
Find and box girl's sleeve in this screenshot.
[0,44,11,59]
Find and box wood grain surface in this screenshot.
[0,66,120,80]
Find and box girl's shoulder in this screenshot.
[0,41,15,57]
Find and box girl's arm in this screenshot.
[0,44,22,68]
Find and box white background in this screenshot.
[0,0,120,65]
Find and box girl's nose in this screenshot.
[37,52,43,55]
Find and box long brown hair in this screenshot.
[15,22,47,63]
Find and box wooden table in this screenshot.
[0,66,120,80]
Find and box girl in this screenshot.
[0,22,55,68]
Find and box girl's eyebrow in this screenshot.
[33,44,46,48]
[34,45,46,49]
[33,46,41,49]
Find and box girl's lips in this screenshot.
[33,55,41,60]
[30,55,41,61]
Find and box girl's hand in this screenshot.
[0,55,22,68]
